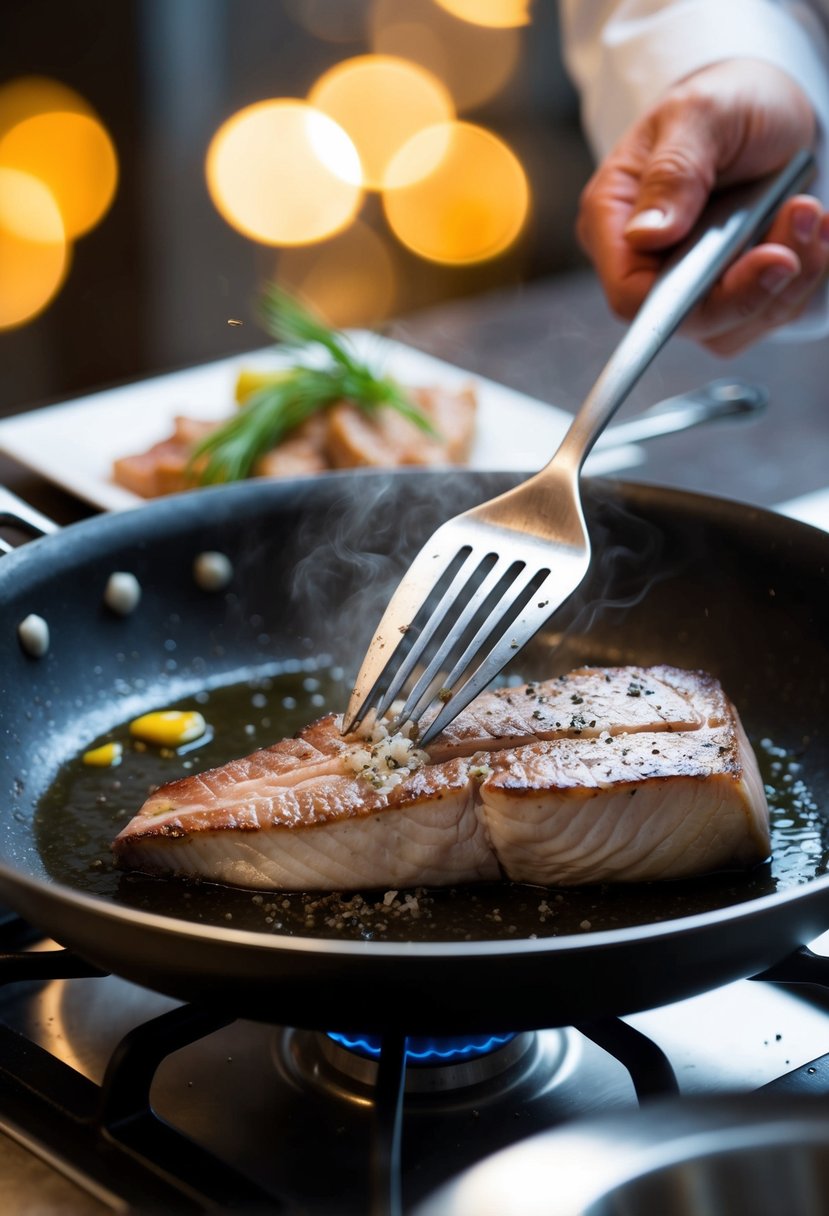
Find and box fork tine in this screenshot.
[396,557,535,727]
[371,546,499,722]
[416,565,585,745]
[405,564,549,724]
[389,553,522,725]
[342,525,466,732]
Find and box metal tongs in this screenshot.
[344,149,816,745]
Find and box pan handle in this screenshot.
[0,485,59,555]
[751,945,829,988]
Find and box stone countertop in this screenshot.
[2,268,828,529]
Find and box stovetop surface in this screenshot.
[4,926,829,1215]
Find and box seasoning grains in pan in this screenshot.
[34,660,828,944]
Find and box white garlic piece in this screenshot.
[18,613,50,657]
[104,571,142,616]
[193,550,233,592]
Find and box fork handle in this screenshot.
[550,148,816,476]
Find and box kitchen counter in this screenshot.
[1,267,828,527]
[389,271,829,511]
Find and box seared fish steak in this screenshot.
[112,666,770,891]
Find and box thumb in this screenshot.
[624,115,718,249]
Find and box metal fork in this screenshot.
[344,149,815,746]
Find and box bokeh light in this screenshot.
[206,100,363,246]
[309,54,453,190]
[0,167,69,329]
[276,219,397,326]
[371,0,521,111]
[0,111,118,240]
[433,0,531,28]
[383,121,529,264]
[0,76,92,140]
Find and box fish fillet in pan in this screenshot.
[112,666,770,891]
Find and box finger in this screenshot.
[622,100,718,250]
[704,282,817,356]
[686,244,801,340]
[699,233,829,356]
[703,252,829,356]
[576,154,664,319]
[687,197,827,346]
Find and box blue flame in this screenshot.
[327,1031,516,1063]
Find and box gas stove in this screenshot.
[4,909,829,1216]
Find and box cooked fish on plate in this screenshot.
[112,666,770,893]
[112,286,478,497]
[113,383,478,498]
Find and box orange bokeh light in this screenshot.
[206,100,363,246]
[276,220,397,326]
[0,76,92,140]
[371,0,521,111]
[309,54,454,190]
[0,167,69,329]
[383,121,529,264]
[0,111,118,240]
[433,0,531,28]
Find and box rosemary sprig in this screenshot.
[191,286,438,484]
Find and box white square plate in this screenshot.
[0,333,641,512]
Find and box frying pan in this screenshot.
[1,470,828,1034]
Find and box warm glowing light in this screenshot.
[433,0,531,28]
[0,111,118,240]
[206,100,363,246]
[309,55,453,190]
[0,76,92,140]
[383,121,529,264]
[277,220,397,326]
[371,0,521,111]
[0,167,68,329]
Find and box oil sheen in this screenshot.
[35,662,827,943]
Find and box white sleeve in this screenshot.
[559,0,829,165]
[559,0,829,339]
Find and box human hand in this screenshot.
[576,60,829,354]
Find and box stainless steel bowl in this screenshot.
[414,1095,829,1216]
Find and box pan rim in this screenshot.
[3,856,829,958]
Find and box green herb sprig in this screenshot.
[191,286,437,485]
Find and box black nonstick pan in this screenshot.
[1,470,828,1034]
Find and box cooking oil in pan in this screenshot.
[34,662,828,943]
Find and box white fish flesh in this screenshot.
[112,666,770,891]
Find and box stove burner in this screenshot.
[326,1031,518,1065]
[273,1027,557,1104]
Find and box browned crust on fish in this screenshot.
[113,666,760,842]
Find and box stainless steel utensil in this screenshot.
[344,150,815,743]
[596,378,767,451]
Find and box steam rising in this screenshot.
[283,470,679,701]
[287,470,509,682]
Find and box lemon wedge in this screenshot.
[129,710,206,748]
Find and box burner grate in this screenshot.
[3,938,829,1215]
[0,946,280,1214]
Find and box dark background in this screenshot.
[1,0,593,418]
